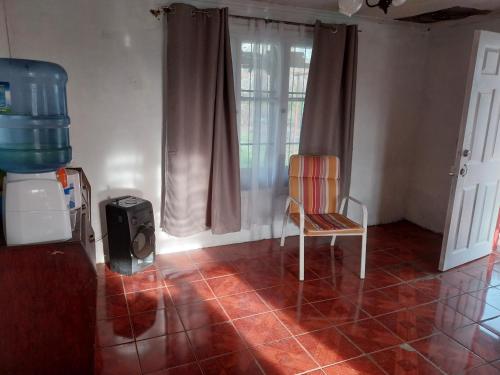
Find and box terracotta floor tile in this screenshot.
[167,280,215,306]
[187,322,246,360]
[411,333,485,374]
[161,267,203,286]
[122,271,165,293]
[323,356,385,374]
[94,222,500,375]
[378,284,435,308]
[493,359,500,370]
[337,318,402,353]
[312,297,369,325]
[251,337,317,375]
[275,303,334,335]
[409,277,462,300]
[371,346,442,375]
[130,308,184,340]
[439,271,488,293]
[481,316,500,336]
[243,269,292,289]
[444,293,500,322]
[469,287,500,310]
[234,311,290,346]
[176,300,228,330]
[300,279,342,303]
[97,276,124,297]
[232,257,270,273]
[297,327,361,366]
[354,289,405,316]
[364,269,403,289]
[95,342,141,375]
[136,332,196,373]
[155,252,194,269]
[197,261,239,279]
[449,323,500,362]
[367,251,404,268]
[411,301,474,333]
[206,274,253,297]
[306,259,336,278]
[462,268,500,287]
[96,316,133,347]
[188,249,226,264]
[96,293,128,320]
[283,263,322,281]
[218,291,269,319]
[199,350,263,375]
[148,362,202,375]
[385,247,422,262]
[330,273,374,296]
[383,263,430,281]
[465,363,500,375]
[376,309,442,341]
[126,287,172,314]
[258,285,304,309]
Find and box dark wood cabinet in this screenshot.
[0,169,97,375]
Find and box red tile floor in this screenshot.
[95,221,500,375]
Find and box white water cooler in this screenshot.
[2,172,72,245]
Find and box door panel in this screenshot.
[441,31,500,271]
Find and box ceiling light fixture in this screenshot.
[366,0,407,14]
[338,0,407,17]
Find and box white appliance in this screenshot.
[67,168,82,209]
[2,172,72,245]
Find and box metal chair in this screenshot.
[280,155,368,281]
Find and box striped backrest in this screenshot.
[289,155,340,214]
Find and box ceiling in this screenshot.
[251,0,500,21]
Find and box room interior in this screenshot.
[0,0,500,374]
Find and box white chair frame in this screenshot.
[280,196,368,281]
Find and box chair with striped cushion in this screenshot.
[280,155,368,281]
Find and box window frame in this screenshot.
[232,33,312,190]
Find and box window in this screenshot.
[233,36,312,188]
[286,45,312,165]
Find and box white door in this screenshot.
[440,30,500,271]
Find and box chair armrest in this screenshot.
[340,196,368,229]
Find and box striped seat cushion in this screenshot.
[290,212,363,235]
[289,155,340,215]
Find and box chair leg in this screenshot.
[280,212,289,247]
[299,232,305,281]
[330,235,336,247]
[360,232,367,279]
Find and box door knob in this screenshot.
[463,149,471,157]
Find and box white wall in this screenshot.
[406,16,500,233]
[0,0,429,262]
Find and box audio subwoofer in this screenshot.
[106,196,155,275]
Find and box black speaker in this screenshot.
[106,196,155,275]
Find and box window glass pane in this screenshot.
[285,45,312,166]
[236,39,312,185]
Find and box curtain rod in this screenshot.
[150,6,314,27]
[150,6,361,31]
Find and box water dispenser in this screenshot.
[1,59,72,245]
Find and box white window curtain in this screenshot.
[230,19,314,240]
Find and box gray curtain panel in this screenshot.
[161,3,241,237]
[299,21,358,199]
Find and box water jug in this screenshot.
[0,58,71,173]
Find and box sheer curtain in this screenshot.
[230,19,314,239]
